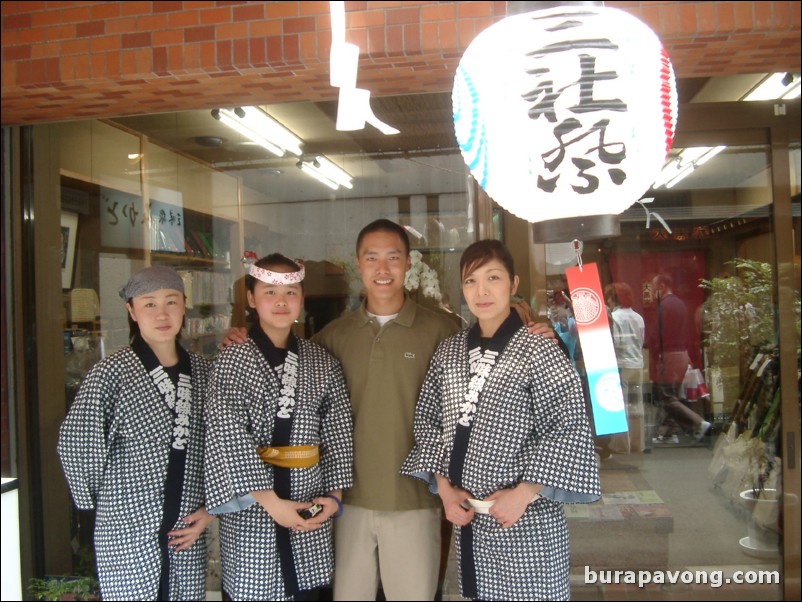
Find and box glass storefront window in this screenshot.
[538,143,787,600]
[45,107,477,586]
[25,102,482,395]
[58,121,241,363]
[235,151,474,335]
[18,93,797,600]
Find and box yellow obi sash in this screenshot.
[257,444,319,468]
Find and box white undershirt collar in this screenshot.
[367,310,398,327]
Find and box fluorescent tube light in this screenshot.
[298,162,340,190]
[655,146,726,189]
[297,156,353,190]
[743,72,800,101]
[695,145,726,166]
[781,82,801,99]
[212,107,303,157]
[313,156,353,189]
[665,163,696,189]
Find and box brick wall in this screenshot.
[0,2,800,124]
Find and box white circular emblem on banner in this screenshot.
[595,371,626,412]
[570,287,603,325]
[453,6,677,223]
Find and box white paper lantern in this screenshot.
[453,6,677,223]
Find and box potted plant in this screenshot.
[699,259,776,377]
[699,259,800,417]
[28,576,99,601]
[736,434,781,555]
[700,259,801,556]
[28,545,99,601]
[739,487,780,553]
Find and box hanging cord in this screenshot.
[572,239,584,272]
[637,197,672,234]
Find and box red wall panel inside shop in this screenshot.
[609,250,706,372]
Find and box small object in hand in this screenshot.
[297,503,324,519]
[462,498,495,514]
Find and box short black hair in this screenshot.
[460,239,515,281]
[356,219,410,256]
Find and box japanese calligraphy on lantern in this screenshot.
[453,6,677,223]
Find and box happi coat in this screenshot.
[401,312,601,601]
[205,334,354,601]
[57,344,211,601]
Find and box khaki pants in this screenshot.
[333,505,441,601]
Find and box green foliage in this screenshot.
[28,545,99,601]
[74,544,97,581]
[28,576,99,601]
[699,259,779,369]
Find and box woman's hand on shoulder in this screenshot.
[218,327,248,350]
[511,300,557,342]
[528,321,556,341]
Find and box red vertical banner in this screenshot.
[566,262,628,435]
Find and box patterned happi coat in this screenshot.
[401,315,600,601]
[57,345,211,601]
[205,336,354,601]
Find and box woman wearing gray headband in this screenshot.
[58,265,214,601]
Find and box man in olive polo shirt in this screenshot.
[312,219,459,601]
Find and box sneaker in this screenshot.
[652,434,679,444]
[694,420,712,442]
[596,447,613,460]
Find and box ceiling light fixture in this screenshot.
[211,106,303,157]
[298,161,339,190]
[654,145,726,189]
[296,155,353,190]
[742,72,801,101]
[194,135,225,148]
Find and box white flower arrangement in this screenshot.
[405,250,442,301]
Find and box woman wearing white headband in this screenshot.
[58,265,214,601]
[205,253,354,601]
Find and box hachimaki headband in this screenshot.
[242,251,305,285]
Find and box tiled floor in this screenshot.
[205,443,784,601]
[437,444,783,601]
[439,545,780,600]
